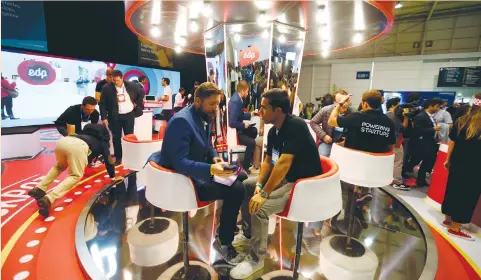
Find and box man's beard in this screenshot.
[196,107,215,123]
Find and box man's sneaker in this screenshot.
[28,188,46,200]
[392,183,410,191]
[37,197,51,218]
[442,220,451,228]
[447,229,475,241]
[230,254,264,279]
[212,238,245,265]
[232,232,251,247]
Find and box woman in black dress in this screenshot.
[441,93,481,241]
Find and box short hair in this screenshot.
[194,81,200,86]
[333,90,348,97]
[112,70,123,78]
[82,96,97,106]
[262,88,290,114]
[423,97,443,109]
[138,76,146,83]
[162,77,170,85]
[237,80,250,92]
[324,94,334,102]
[361,90,383,110]
[386,97,401,109]
[195,82,221,100]
[179,87,185,92]
[407,93,420,104]
[106,69,113,76]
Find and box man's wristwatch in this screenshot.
[260,190,269,199]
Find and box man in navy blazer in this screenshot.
[148,82,246,265]
[228,81,256,173]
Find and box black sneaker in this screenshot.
[37,197,51,217]
[28,187,47,200]
[212,238,245,265]
[392,183,410,191]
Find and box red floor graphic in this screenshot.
[1,129,132,279]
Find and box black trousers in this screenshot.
[109,112,135,160]
[416,147,437,184]
[1,96,13,116]
[195,178,246,245]
[237,132,256,170]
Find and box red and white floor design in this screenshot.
[1,128,480,280]
[1,129,131,280]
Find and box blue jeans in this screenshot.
[318,142,333,157]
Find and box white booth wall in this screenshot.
[298,52,481,109]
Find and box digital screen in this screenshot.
[1,1,48,52]
[437,66,481,87]
[1,50,180,128]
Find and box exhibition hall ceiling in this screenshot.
[125,0,395,57]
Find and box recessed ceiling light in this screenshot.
[322,50,329,58]
[234,33,240,42]
[205,40,213,48]
[203,3,212,17]
[150,26,161,37]
[353,32,363,44]
[257,12,268,27]
[254,1,273,10]
[175,46,182,53]
[296,41,302,48]
[279,34,286,43]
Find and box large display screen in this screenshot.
[437,66,481,87]
[1,50,180,128]
[1,1,48,52]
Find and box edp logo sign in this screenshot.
[17,60,56,85]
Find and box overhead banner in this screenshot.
[1,1,48,51]
[138,37,174,68]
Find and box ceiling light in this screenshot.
[254,0,273,10]
[257,12,268,27]
[262,29,269,38]
[296,41,302,48]
[175,46,182,53]
[234,33,240,42]
[353,32,363,44]
[190,20,198,32]
[354,0,365,31]
[150,26,161,37]
[203,2,212,17]
[322,50,329,58]
[151,0,161,25]
[279,35,286,43]
[395,1,403,9]
[205,40,213,48]
[278,13,287,23]
[232,24,242,32]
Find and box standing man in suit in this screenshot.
[100,70,144,165]
[148,82,246,265]
[407,98,443,186]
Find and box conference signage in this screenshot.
[17,60,56,85]
[356,71,370,80]
[437,66,481,87]
[239,46,260,67]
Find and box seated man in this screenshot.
[228,81,257,174]
[230,89,323,279]
[148,82,245,265]
[28,124,121,217]
[328,90,396,153]
[55,96,100,137]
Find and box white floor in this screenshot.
[388,186,481,276]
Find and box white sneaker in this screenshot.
[229,255,264,279]
[232,232,251,247]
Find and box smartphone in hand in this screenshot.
[223,165,238,171]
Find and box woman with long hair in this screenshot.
[441,93,481,240]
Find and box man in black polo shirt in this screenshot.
[55,96,100,137]
[328,90,396,153]
[230,89,322,279]
[95,69,112,102]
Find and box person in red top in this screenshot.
[1,74,19,120]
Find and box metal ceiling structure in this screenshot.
[125,1,395,57]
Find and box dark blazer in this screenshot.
[147,105,218,183]
[413,110,437,151]
[99,80,144,121]
[228,92,251,130]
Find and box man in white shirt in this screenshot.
[158,77,173,121]
[433,101,453,143]
[100,70,144,164]
[173,87,185,112]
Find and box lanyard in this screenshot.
[81,107,90,121]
